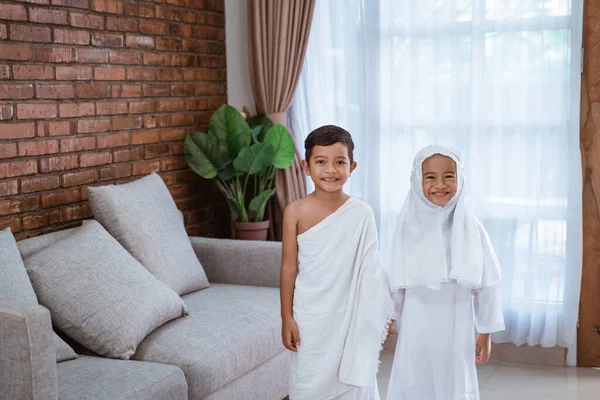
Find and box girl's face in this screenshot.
[421,154,457,206]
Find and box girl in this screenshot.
[386,145,505,400]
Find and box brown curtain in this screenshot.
[247,0,314,240]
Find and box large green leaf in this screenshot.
[185,132,228,179]
[233,143,275,174]
[247,114,274,141]
[209,104,252,159]
[217,164,235,180]
[249,188,276,222]
[263,124,295,169]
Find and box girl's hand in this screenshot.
[282,316,301,352]
[475,333,491,364]
[387,319,397,337]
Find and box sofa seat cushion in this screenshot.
[132,284,284,399]
[57,355,187,400]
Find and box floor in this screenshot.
[377,338,600,399]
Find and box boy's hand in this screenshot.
[387,319,397,337]
[282,316,301,352]
[475,333,491,364]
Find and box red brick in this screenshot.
[75,48,108,63]
[1,122,35,139]
[145,143,170,159]
[11,24,51,42]
[23,210,62,230]
[97,132,129,149]
[0,84,34,99]
[21,176,60,193]
[32,46,71,63]
[0,143,17,159]
[19,139,59,156]
[59,102,94,118]
[62,169,97,187]
[210,96,226,109]
[171,84,194,97]
[166,0,191,7]
[112,116,141,130]
[160,128,186,142]
[101,163,131,180]
[63,203,92,221]
[157,38,183,52]
[131,130,159,145]
[94,67,125,81]
[52,0,89,9]
[70,12,104,30]
[39,120,75,137]
[96,101,128,115]
[157,69,181,81]
[158,99,185,112]
[0,104,13,120]
[0,4,27,21]
[111,84,141,98]
[39,154,78,172]
[132,161,160,176]
[144,115,170,128]
[0,24,6,39]
[143,84,170,97]
[30,8,68,24]
[0,64,8,79]
[143,53,170,66]
[125,35,154,49]
[125,3,155,18]
[169,24,192,38]
[139,20,168,35]
[109,50,140,65]
[0,180,18,196]
[127,68,155,81]
[13,65,54,80]
[0,159,37,178]
[198,55,226,69]
[36,84,74,99]
[0,197,39,216]
[78,119,110,133]
[157,7,184,22]
[54,28,89,45]
[160,157,187,172]
[172,54,195,67]
[113,147,143,162]
[129,101,156,114]
[0,216,20,232]
[17,103,57,119]
[0,43,31,60]
[106,17,137,32]
[187,98,209,111]
[91,32,123,47]
[194,26,223,40]
[170,142,183,155]
[56,66,92,80]
[172,113,194,127]
[92,0,123,14]
[76,84,110,98]
[60,136,96,152]
[80,152,112,167]
[195,82,226,96]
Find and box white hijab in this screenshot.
[388,145,501,290]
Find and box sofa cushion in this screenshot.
[132,284,284,399]
[23,220,188,360]
[0,227,77,363]
[57,355,187,400]
[88,172,210,295]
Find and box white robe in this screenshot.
[290,198,394,400]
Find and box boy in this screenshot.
[280,125,394,400]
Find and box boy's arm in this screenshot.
[280,203,299,319]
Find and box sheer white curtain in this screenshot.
[290,0,583,354]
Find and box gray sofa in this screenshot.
[1,232,289,400]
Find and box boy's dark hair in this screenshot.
[304,125,354,163]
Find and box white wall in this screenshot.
[225,0,256,114]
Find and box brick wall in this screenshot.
[0,0,231,240]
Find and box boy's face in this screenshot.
[301,143,357,194]
[421,154,457,207]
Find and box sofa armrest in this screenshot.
[0,302,58,400]
[190,237,282,288]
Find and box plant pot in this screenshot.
[233,220,270,241]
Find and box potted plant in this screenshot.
[184,104,295,240]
